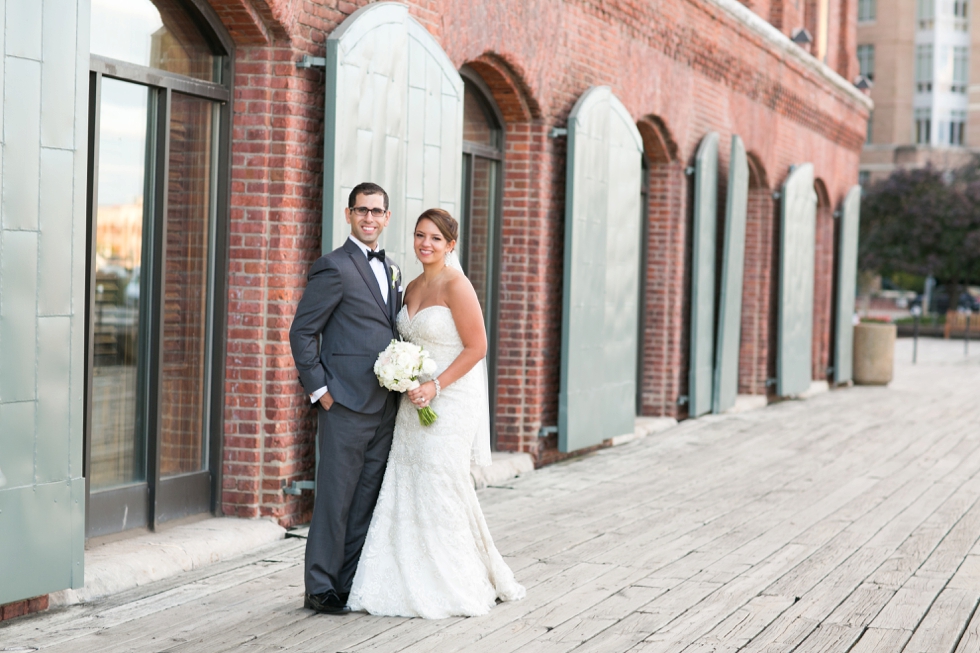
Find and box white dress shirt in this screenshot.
[310,235,389,403]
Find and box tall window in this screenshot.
[86,0,231,537]
[954,0,969,28]
[918,0,935,27]
[858,0,876,21]
[857,44,875,81]
[915,108,932,144]
[866,110,874,144]
[951,109,967,145]
[916,45,934,92]
[953,46,969,92]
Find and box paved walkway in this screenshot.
[3,338,980,652]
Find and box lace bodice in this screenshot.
[396,305,461,375]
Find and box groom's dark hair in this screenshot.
[349,182,389,210]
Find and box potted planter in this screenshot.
[853,320,897,385]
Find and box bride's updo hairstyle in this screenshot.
[415,208,459,249]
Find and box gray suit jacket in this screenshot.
[289,238,402,414]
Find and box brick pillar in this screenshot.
[812,198,835,382]
[495,121,563,459]
[739,186,777,396]
[639,160,690,418]
[221,42,323,527]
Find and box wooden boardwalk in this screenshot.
[4,338,980,652]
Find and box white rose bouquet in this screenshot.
[374,339,439,425]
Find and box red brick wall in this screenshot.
[218,36,326,524]
[207,0,868,525]
[739,162,778,397]
[0,595,48,622]
[812,180,835,382]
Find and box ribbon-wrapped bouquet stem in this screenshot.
[374,339,439,425]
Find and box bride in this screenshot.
[347,208,526,618]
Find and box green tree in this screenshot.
[860,164,980,303]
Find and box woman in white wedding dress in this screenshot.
[347,208,526,619]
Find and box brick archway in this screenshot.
[637,115,688,418]
[461,54,556,460]
[812,178,835,383]
[206,0,291,45]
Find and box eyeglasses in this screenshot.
[350,206,387,217]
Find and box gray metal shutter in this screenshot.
[559,87,644,453]
[689,133,719,417]
[834,185,861,384]
[712,135,749,414]
[322,3,463,273]
[777,164,817,396]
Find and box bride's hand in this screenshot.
[408,381,436,407]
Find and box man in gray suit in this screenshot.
[289,182,401,614]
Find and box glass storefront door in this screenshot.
[85,0,231,537]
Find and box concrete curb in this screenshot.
[607,417,679,447]
[470,451,535,489]
[49,517,286,607]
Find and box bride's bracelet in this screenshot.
[433,378,441,398]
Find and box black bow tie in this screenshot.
[367,248,385,262]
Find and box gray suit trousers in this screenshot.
[304,393,397,595]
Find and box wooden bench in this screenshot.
[943,310,980,338]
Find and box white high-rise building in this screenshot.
[859,0,979,183]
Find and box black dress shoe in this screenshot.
[304,590,350,614]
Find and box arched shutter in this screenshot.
[689,132,719,417]
[834,185,861,384]
[559,86,644,453]
[777,164,818,396]
[712,135,749,414]
[322,2,463,273]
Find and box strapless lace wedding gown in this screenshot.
[347,305,526,618]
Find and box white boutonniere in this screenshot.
[390,264,400,290]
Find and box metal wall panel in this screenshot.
[36,317,72,483]
[5,0,43,60]
[712,135,749,414]
[2,57,42,230]
[38,148,75,315]
[0,0,87,603]
[834,185,861,384]
[777,164,818,396]
[0,230,39,402]
[322,2,463,280]
[559,86,644,453]
[0,482,75,605]
[689,132,719,417]
[41,0,78,149]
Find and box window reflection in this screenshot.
[91,0,219,82]
[160,93,215,477]
[90,78,150,491]
[463,84,501,148]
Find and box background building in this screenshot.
[859,0,980,183]
[0,0,868,615]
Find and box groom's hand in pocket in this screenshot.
[318,391,335,411]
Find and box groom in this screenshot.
[289,182,401,614]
